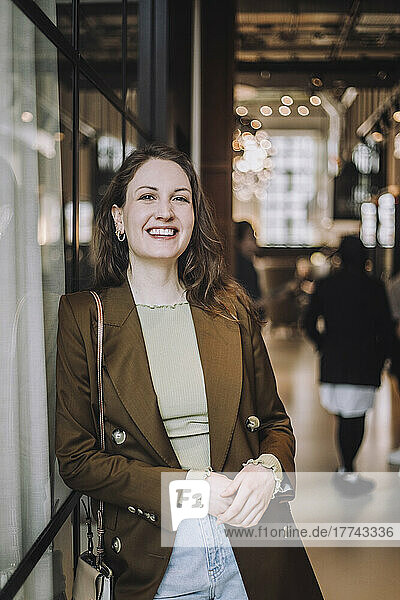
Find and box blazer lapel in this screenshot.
[101,277,243,472]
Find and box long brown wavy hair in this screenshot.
[92,143,263,326]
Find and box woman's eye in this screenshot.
[138,194,190,204]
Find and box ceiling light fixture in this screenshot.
[260,139,272,150]
[298,106,310,116]
[250,119,262,129]
[310,95,321,106]
[279,106,291,116]
[311,76,323,87]
[232,140,241,151]
[281,95,293,106]
[371,131,383,143]
[236,106,248,116]
[260,105,272,116]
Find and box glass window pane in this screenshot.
[0,2,68,580]
[58,54,74,294]
[56,0,72,41]
[52,54,74,512]
[127,1,139,114]
[80,0,123,96]
[16,516,73,599]
[34,0,72,41]
[125,119,138,156]
[79,78,123,290]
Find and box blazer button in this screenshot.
[111,537,121,553]
[112,429,126,445]
[246,415,260,432]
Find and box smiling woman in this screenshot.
[56,143,323,600]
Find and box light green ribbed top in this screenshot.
[135,301,211,470]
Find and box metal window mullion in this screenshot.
[72,0,80,292]
[138,0,153,144]
[0,492,81,600]
[72,501,81,573]
[153,0,168,142]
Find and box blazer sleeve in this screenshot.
[55,294,187,529]
[247,306,296,498]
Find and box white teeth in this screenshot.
[147,228,176,236]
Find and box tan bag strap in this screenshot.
[89,290,105,568]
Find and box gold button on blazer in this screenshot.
[56,276,323,600]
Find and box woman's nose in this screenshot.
[155,198,174,219]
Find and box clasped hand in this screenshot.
[208,464,275,528]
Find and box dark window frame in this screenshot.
[0,0,169,597]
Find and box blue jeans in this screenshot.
[154,514,249,599]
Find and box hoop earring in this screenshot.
[116,230,126,242]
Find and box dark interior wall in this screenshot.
[168,0,192,154]
[201,0,236,271]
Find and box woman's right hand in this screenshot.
[207,472,235,517]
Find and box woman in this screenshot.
[56,144,323,599]
[303,236,393,495]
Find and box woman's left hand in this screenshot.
[215,463,275,528]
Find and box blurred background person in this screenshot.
[293,257,316,315]
[274,257,316,323]
[303,236,393,495]
[387,271,400,466]
[234,220,267,321]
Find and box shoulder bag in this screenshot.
[72,290,114,600]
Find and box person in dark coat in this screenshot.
[303,235,393,494]
[387,271,400,465]
[234,221,266,321]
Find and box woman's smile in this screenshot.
[146,226,179,239]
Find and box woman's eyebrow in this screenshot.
[135,185,191,193]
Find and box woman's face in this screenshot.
[112,158,194,265]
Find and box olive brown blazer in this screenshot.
[56,275,323,599]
